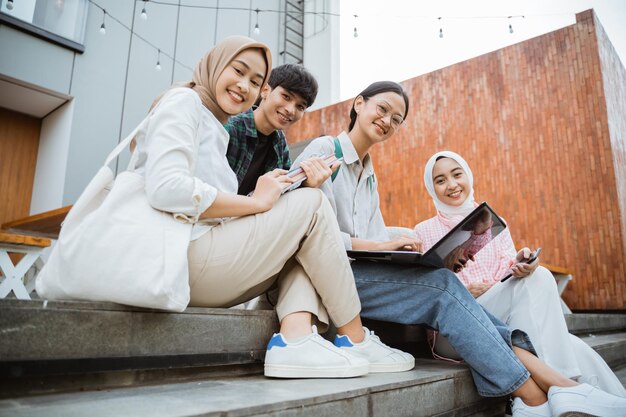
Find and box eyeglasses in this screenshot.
[373,102,405,129]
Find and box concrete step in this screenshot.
[566,313,626,335]
[362,313,626,359]
[0,359,507,417]
[2,298,625,404]
[579,331,626,368]
[0,299,278,398]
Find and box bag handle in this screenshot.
[104,115,152,168]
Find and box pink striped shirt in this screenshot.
[414,216,517,287]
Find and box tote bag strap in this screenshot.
[104,115,153,168]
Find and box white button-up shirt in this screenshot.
[293,131,389,249]
[132,87,238,240]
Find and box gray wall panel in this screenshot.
[62,1,135,204]
[0,25,73,94]
[215,7,252,41]
[174,1,218,82]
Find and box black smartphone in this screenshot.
[500,247,542,282]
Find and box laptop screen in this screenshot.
[423,202,507,271]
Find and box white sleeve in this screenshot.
[143,89,217,219]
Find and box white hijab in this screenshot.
[423,151,476,218]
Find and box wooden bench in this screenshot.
[0,207,70,299]
[0,231,51,299]
[1,205,71,239]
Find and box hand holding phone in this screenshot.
[501,247,542,282]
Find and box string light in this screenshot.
[253,8,260,36]
[99,9,106,35]
[85,0,558,80]
[141,0,148,20]
[6,0,14,11]
[438,17,443,38]
[155,49,162,71]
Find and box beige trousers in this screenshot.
[187,188,361,330]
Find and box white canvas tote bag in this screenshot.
[36,113,193,312]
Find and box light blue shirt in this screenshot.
[293,131,389,249]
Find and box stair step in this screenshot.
[566,313,626,335]
[0,360,506,417]
[2,299,625,405]
[0,299,278,397]
[578,331,626,368]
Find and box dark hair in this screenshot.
[348,81,409,131]
[267,63,318,108]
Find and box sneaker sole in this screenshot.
[264,363,369,378]
[369,359,415,373]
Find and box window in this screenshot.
[0,0,88,53]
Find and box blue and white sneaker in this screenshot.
[264,325,369,378]
[334,327,415,373]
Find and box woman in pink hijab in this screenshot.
[414,150,626,397]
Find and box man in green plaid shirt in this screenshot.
[225,64,323,196]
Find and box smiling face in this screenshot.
[432,157,471,207]
[353,91,406,144]
[255,86,307,134]
[215,48,267,117]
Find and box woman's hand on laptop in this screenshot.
[350,236,423,252]
[380,235,423,252]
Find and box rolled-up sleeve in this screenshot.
[144,90,217,220]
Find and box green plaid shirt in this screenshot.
[225,108,292,186]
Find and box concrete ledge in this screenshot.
[0,299,279,397]
[0,299,278,363]
[579,332,626,368]
[0,360,506,417]
[566,313,626,335]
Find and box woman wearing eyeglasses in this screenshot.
[292,81,626,416]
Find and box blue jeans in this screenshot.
[351,261,535,397]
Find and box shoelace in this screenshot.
[368,330,383,343]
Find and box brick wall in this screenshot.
[286,9,626,310]
[595,12,626,308]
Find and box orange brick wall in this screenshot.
[286,9,626,311]
[596,12,626,310]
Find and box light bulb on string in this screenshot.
[6,0,14,11]
[99,9,106,35]
[141,1,148,21]
[253,8,260,36]
[353,14,358,38]
[156,49,162,71]
[438,17,443,38]
[508,16,513,34]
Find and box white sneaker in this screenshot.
[548,383,626,417]
[264,325,369,378]
[511,397,551,417]
[334,327,415,373]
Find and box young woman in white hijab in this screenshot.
[414,150,626,397]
